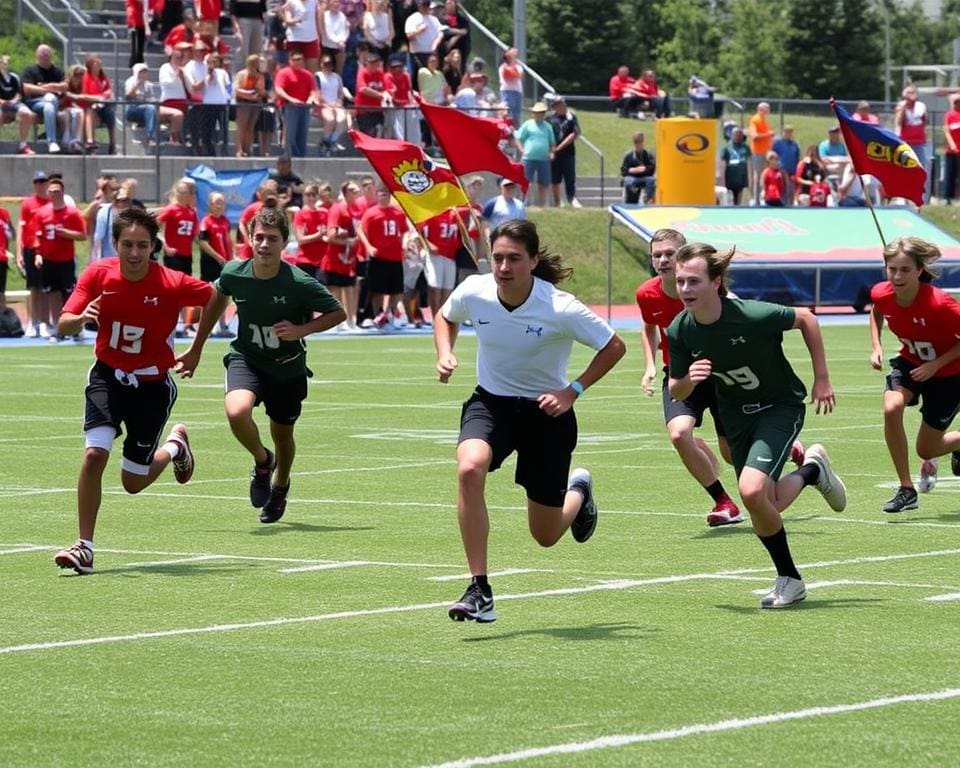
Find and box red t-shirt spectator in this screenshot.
[762,168,785,204]
[125,0,145,29]
[199,214,233,262]
[419,209,461,259]
[293,206,329,269]
[0,208,12,262]
[83,71,112,100]
[323,200,362,275]
[157,203,199,257]
[609,72,633,101]
[384,69,413,107]
[19,194,49,251]
[355,66,386,110]
[808,180,831,207]
[196,0,221,21]
[35,205,86,263]
[164,23,194,49]
[360,204,407,262]
[274,65,315,105]
[64,259,213,375]
[946,107,960,155]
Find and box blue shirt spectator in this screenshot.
[772,126,801,176]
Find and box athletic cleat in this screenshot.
[919,459,939,493]
[803,443,847,512]
[568,467,597,543]
[952,450,960,477]
[706,495,744,527]
[166,423,194,484]
[259,483,289,523]
[54,541,94,574]
[883,486,918,514]
[760,575,806,608]
[790,439,805,467]
[249,448,275,508]
[448,581,496,623]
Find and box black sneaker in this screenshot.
[259,483,289,524]
[250,448,275,508]
[883,486,918,514]
[952,451,960,477]
[448,581,496,623]
[568,467,597,543]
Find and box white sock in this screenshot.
[80,538,94,550]
[163,441,181,460]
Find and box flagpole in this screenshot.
[450,204,480,268]
[857,171,887,246]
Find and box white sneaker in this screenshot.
[38,322,51,338]
[760,576,806,608]
[48,141,61,154]
[570,197,582,209]
[803,443,847,512]
[919,458,939,493]
[26,323,39,338]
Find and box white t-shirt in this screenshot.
[404,12,440,54]
[499,62,523,94]
[285,0,319,42]
[321,9,348,48]
[441,274,615,398]
[315,70,343,104]
[203,68,232,104]
[363,10,391,47]
[158,62,187,101]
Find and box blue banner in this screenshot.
[186,164,270,225]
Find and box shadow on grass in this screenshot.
[715,597,885,614]
[248,521,376,536]
[885,511,960,523]
[91,562,258,577]
[461,622,659,643]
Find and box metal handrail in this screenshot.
[17,0,69,63]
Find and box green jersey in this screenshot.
[666,298,807,421]
[215,259,342,380]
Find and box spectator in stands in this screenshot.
[795,144,828,204]
[720,125,749,205]
[405,0,443,70]
[818,124,850,178]
[82,56,117,155]
[634,69,671,119]
[230,0,267,63]
[0,55,38,155]
[270,154,304,209]
[255,54,278,154]
[418,51,449,147]
[363,0,395,62]
[761,150,787,207]
[60,66,91,154]
[196,51,231,155]
[127,0,149,67]
[234,54,267,156]
[895,84,929,203]
[853,99,879,125]
[621,131,656,204]
[609,65,637,118]
[320,0,350,74]
[547,94,581,208]
[747,101,774,206]
[441,0,470,59]
[517,101,555,207]
[807,173,831,207]
[943,94,960,204]
[275,50,320,156]
[21,44,67,154]
[385,54,419,143]
[164,7,198,55]
[442,48,464,93]
[159,0,186,42]
[126,63,179,146]
[453,71,494,116]
[688,75,719,118]
[480,178,525,240]
[354,51,389,137]
[772,124,800,205]
[391,0,418,52]
[837,163,867,207]
[314,54,350,154]
[283,0,321,72]
[159,43,192,141]
[498,47,523,127]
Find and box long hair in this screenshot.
[675,242,735,297]
[883,236,940,283]
[489,219,573,285]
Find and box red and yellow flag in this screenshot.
[349,131,469,224]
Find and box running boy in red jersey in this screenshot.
[870,236,960,512]
[198,190,234,337]
[53,208,214,574]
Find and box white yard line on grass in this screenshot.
[421,688,960,768]
[924,593,960,602]
[750,579,960,595]
[427,569,543,582]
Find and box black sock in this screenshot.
[758,527,802,580]
[704,480,727,503]
[257,448,273,468]
[795,463,820,487]
[473,574,491,595]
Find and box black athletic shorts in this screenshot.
[40,259,75,295]
[225,355,308,425]
[458,386,578,507]
[365,258,403,296]
[84,360,177,472]
[200,253,224,283]
[163,254,193,275]
[318,270,355,288]
[0,261,6,295]
[23,248,41,289]
[661,367,726,436]
[886,355,960,431]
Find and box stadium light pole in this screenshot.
[513,0,526,61]
[875,0,891,106]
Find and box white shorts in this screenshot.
[402,258,423,292]
[424,254,457,290]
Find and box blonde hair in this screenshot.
[883,236,941,283]
[675,242,735,297]
[168,179,195,205]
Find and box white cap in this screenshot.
[132,63,148,75]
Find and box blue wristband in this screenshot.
[570,380,585,397]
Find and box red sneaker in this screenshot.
[18,144,35,155]
[707,495,744,527]
[54,541,94,574]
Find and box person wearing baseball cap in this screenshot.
[818,122,850,178]
[517,102,555,206]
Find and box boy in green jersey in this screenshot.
[177,208,346,523]
[667,243,847,609]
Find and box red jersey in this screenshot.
[762,168,785,203]
[360,203,407,262]
[384,70,413,106]
[355,67,386,109]
[236,201,262,260]
[164,24,193,49]
[293,206,329,268]
[635,276,683,367]
[35,204,86,263]
[64,260,213,376]
[274,65,315,104]
[322,200,360,275]
[157,203,199,257]
[634,78,659,98]
[809,181,831,207]
[609,73,633,101]
[195,0,221,20]
[199,214,233,263]
[126,0,145,28]
[946,108,960,155]
[419,209,461,260]
[0,208,12,262]
[19,194,49,251]
[82,71,112,98]
[871,281,960,376]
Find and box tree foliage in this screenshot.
[716,0,797,98]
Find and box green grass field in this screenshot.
[1,324,959,767]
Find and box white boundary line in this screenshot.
[421,689,960,768]
[925,593,960,602]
